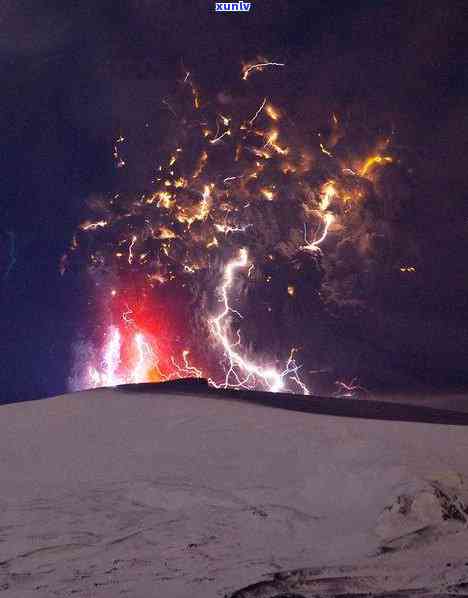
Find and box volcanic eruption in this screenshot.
[62,59,418,394]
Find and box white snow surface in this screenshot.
[1,388,468,597]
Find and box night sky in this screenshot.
[1,0,468,404]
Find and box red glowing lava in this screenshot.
[88,282,204,387]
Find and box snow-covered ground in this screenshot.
[1,386,468,597]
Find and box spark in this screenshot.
[147,272,166,285]
[192,151,208,179]
[158,227,177,239]
[156,192,176,209]
[183,264,198,274]
[360,155,393,177]
[261,188,275,201]
[242,61,285,81]
[319,142,333,157]
[209,129,231,144]
[128,235,137,264]
[80,220,108,231]
[113,136,126,168]
[264,129,288,155]
[248,97,267,125]
[174,177,187,188]
[214,223,252,234]
[319,180,337,211]
[335,378,366,398]
[265,103,280,121]
[192,87,200,109]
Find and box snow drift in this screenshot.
[1,384,468,597]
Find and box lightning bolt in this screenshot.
[302,213,334,253]
[209,249,308,393]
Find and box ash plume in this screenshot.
[62,65,420,391]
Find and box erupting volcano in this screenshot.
[62,59,416,395]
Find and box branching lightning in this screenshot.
[209,249,308,393]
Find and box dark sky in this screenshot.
[1,0,467,403]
